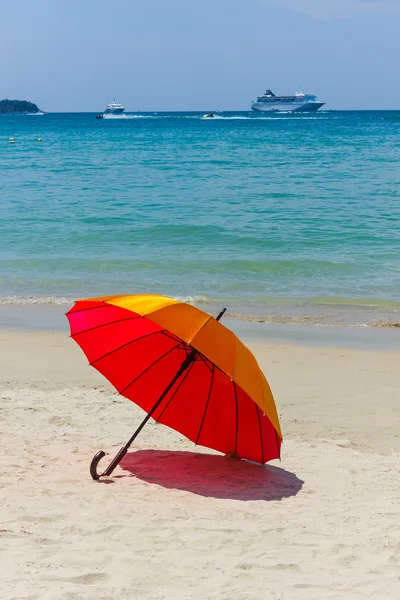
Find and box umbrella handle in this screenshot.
[90,451,106,480]
[90,447,128,480]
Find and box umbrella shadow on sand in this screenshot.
[120,450,303,501]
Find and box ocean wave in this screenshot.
[0,295,73,305]
[101,114,157,120]
[173,295,209,305]
[200,115,331,121]
[0,295,399,328]
[0,294,211,307]
[101,113,332,121]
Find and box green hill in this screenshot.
[0,99,43,113]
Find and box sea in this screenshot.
[1,110,400,333]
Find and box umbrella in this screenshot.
[66,294,282,480]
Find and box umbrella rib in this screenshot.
[188,315,213,346]
[72,316,141,337]
[197,354,213,372]
[195,364,214,445]
[66,302,111,315]
[160,330,183,343]
[255,404,265,464]
[233,381,239,455]
[89,330,168,366]
[155,360,196,422]
[119,342,183,395]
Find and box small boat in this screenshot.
[202,112,215,119]
[104,99,125,115]
[97,99,125,119]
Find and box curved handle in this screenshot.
[89,447,128,480]
[90,450,106,480]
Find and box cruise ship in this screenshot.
[103,99,125,115]
[251,88,324,113]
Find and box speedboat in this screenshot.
[103,99,125,115]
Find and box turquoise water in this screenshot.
[1,111,400,326]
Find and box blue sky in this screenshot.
[1,0,399,111]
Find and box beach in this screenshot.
[2,109,400,599]
[1,320,399,600]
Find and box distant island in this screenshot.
[0,99,44,114]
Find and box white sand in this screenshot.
[1,330,399,600]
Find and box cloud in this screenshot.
[258,0,400,20]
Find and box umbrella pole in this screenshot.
[90,307,227,480]
[90,349,197,480]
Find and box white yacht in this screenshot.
[103,99,125,115]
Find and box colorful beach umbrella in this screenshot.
[66,294,282,479]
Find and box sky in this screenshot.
[1,0,399,111]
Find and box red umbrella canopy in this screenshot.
[67,294,282,479]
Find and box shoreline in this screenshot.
[0,302,399,350]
